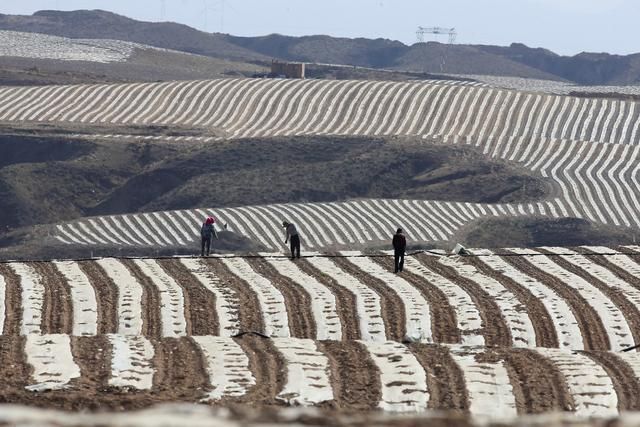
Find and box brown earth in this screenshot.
[1,252,639,352]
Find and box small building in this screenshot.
[270,60,305,79]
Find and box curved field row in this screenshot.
[0,30,158,63]
[456,74,640,96]
[53,198,564,250]
[1,334,639,417]
[1,250,640,350]
[1,78,639,144]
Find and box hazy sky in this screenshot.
[2,0,638,56]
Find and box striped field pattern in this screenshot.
[8,78,635,248]
[1,249,640,351]
[2,78,640,144]
[0,335,636,417]
[0,30,162,63]
[2,249,640,415]
[0,334,638,417]
[53,198,567,249]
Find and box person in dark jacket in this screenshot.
[200,216,218,256]
[283,220,301,259]
[392,228,407,273]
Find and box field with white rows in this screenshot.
[456,74,640,97]
[53,198,565,250]
[8,76,640,240]
[2,249,640,350]
[0,333,639,417]
[0,30,165,63]
[2,78,640,145]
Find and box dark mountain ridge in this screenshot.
[1,9,640,84]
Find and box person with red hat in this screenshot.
[200,216,218,256]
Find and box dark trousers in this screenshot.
[394,249,405,272]
[201,237,211,256]
[290,235,301,259]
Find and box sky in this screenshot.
[1,0,638,56]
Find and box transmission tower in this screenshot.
[416,26,457,44]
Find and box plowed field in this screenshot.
[1,249,640,420]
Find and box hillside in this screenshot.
[3,77,640,257]
[2,10,640,84]
[0,30,265,85]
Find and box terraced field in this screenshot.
[1,249,640,417]
[5,57,640,423]
[53,198,565,250]
[1,77,637,250]
[1,78,639,144]
[0,30,166,63]
[3,249,640,348]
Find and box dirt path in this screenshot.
[320,340,380,411]
[158,258,217,335]
[203,259,265,334]
[120,259,163,339]
[410,344,468,411]
[332,257,405,341]
[296,259,361,341]
[416,254,511,347]
[246,258,316,338]
[32,262,73,335]
[0,264,23,335]
[536,249,640,349]
[500,252,611,350]
[77,261,118,334]
[153,337,209,402]
[464,257,558,348]
[373,256,460,344]
[234,335,285,405]
[498,348,573,413]
[584,351,640,411]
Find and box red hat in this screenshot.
[205,217,215,224]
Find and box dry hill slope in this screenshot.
[3,9,640,84]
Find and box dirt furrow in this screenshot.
[152,337,208,402]
[0,336,29,402]
[32,262,73,335]
[234,335,285,405]
[0,264,23,335]
[578,253,640,345]
[319,340,380,411]
[296,259,361,341]
[120,259,163,339]
[465,257,558,348]
[246,258,316,338]
[416,254,511,347]
[410,344,468,411]
[332,257,405,341]
[373,256,460,344]
[537,249,640,348]
[203,259,264,334]
[500,253,610,350]
[70,336,112,409]
[77,261,118,335]
[497,348,573,413]
[158,259,216,335]
[584,351,640,411]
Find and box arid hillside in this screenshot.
[2,9,640,84]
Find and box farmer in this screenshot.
[392,228,406,273]
[200,216,218,256]
[282,220,301,259]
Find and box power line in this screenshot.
[416,26,457,44]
